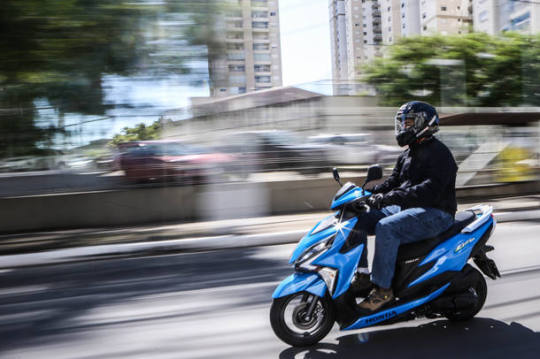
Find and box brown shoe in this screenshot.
[350,273,374,297]
[358,287,394,312]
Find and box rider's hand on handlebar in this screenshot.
[367,193,385,210]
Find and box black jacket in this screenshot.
[372,137,458,216]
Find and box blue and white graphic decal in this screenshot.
[344,283,450,330]
[331,188,371,209]
[272,272,327,299]
[408,218,493,287]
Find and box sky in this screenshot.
[279,0,332,86]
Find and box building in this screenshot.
[329,0,423,82]
[209,0,283,97]
[473,0,540,35]
[472,0,499,34]
[329,0,383,81]
[420,0,473,35]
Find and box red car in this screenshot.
[117,140,234,183]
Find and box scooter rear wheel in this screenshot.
[270,292,335,347]
[445,267,487,321]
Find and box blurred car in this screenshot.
[221,130,328,174]
[308,133,378,165]
[308,133,402,166]
[117,140,235,183]
[0,154,67,173]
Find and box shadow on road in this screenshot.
[0,247,289,353]
[279,318,540,359]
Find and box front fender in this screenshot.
[272,272,327,299]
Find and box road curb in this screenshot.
[0,210,538,269]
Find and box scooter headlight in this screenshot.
[294,235,335,269]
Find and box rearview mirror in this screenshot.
[332,167,342,186]
[365,164,383,184]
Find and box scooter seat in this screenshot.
[396,210,476,262]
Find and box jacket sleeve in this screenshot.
[371,152,404,194]
[384,149,456,208]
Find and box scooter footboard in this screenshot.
[272,272,327,299]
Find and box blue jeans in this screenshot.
[352,206,454,289]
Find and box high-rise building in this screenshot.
[378,0,421,44]
[472,0,499,34]
[473,0,540,35]
[329,0,383,80]
[420,0,473,35]
[209,0,283,97]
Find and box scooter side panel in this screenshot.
[408,219,493,288]
[344,283,450,330]
[272,272,327,299]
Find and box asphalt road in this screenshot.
[1,222,540,358]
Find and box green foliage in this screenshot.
[110,121,163,145]
[0,0,226,157]
[362,32,540,107]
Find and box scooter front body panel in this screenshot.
[272,272,327,299]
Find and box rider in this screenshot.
[350,101,458,313]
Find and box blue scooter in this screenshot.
[270,166,500,347]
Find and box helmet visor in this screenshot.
[394,112,417,135]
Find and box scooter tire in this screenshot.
[445,267,487,321]
[270,292,335,347]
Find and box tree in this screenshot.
[0,0,227,157]
[362,32,540,107]
[110,121,162,145]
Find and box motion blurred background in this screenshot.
[1,0,539,232]
[2,1,540,358]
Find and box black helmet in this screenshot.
[395,101,439,147]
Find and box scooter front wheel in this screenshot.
[270,292,335,347]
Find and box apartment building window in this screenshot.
[229,74,246,84]
[479,10,488,22]
[252,21,269,29]
[254,64,271,72]
[255,75,271,83]
[253,43,270,50]
[227,52,245,61]
[226,32,244,40]
[251,0,268,6]
[363,32,367,35]
[252,10,268,18]
[253,33,270,40]
[270,11,276,16]
[227,43,244,50]
[422,13,426,19]
[230,87,246,94]
[229,64,245,72]
[227,20,243,28]
[254,53,271,61]
[441,6,447,11]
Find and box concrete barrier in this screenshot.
[1,177,539,233]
